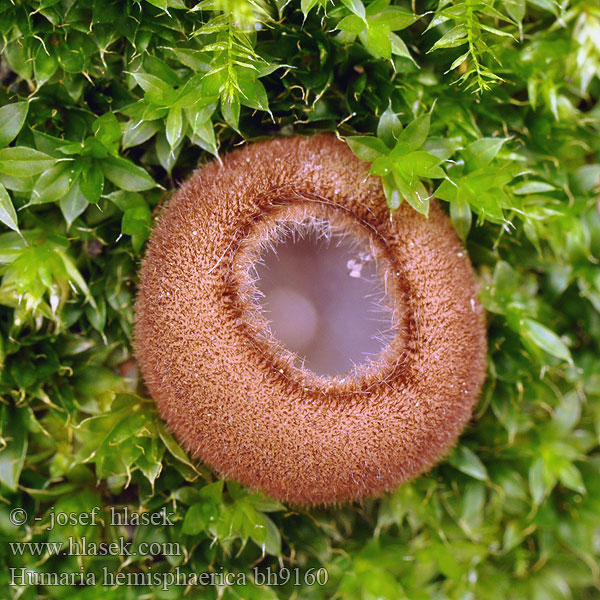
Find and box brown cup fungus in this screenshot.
[134,134,487,506]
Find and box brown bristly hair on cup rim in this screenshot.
[134,134,487,506]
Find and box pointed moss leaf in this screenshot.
[80,160,104,203]
[377,105,402,149]
[402,151,444,179]
[398,113,431,151]
[0,173,34,194]
[406,185,429,216]
[370,155,393,176]
[129,71,172,102]
[186,102,217,128]
[502,521,524,552]
[239,502,269,546]
[574,165,600,193]
[346,136,388,162]
[461,482,486,528]
[122,205,151,237]
[182,480,224,534]
[60,181,88,229]
[4,40,32,81]
[382,174,402,210]
[0,183,19,233]
[554,392,581,434]
[146,0,170,11]
[0,102,29,148]
[446,51,469,73]
[262,514,282,555]
[370,6,420,31]
[85,295,106,335]
[429,25,468,52]
[521,318,572,363]
[221,94,241,132]
[200,479,225,503]
[57,141,86,157]
[480,23,515,39]
[528,78,538,110]
[0,147,55,177]
[0,405,28,491]
[512,180,557,194]
[122,119,161,149]
[58,250,95,305]
[557,463,586,495]
[364,22,392,59]
[156,421,203,477]
[88,137,111,160]
[528,0,557,13]
[341,0,366,19]
[366,0,394,16]
[189,119,218,156]
[135,437,164,488]
[390,33,416,64]
[492,260,520,304]
[506,0,526,22]
[31,162,76,204]
[435,178,458,203]
[156,132,182,175]
[33,130,71,155]
[450,195,472,241]
[226,480,249,501]
[56,41,85,75]
[422,137,461,161]
[188,11,229,31]
[247,495,286,513]
[448,446,488,481]
[182,502,218,535]
[93,112,121,153]
[529,457,552,505]
[239,79,270,112]
[463,138,507,170]
[461,184,505,221]
[166,107,183,149]
[200,69,225,99]
[424,137,462,161]
[34,46,58,86]
[338,14,365,34]
[106,190,145,212]
[392,170,429,216]
[175,74,215,109]
[141,104,169,122]
[301,0,319,16]
[101,156,156,191]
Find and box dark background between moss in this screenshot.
[0,0,599,598]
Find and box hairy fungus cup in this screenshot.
[134,135,487,506]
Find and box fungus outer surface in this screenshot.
[134,134,487,506]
